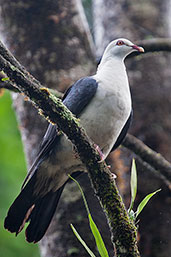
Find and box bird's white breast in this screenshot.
[80,58,132,157]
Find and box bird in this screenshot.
[4,38,144,243]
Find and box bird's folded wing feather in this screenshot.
[21,77,98,189]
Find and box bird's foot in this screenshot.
[94,144,105,162]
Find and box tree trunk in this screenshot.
[93,1,171,257]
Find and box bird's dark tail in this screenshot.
[26,186,64,243]
[4,173,65,243]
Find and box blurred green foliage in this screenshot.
[0,91,40,257]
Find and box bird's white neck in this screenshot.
[98,52,125,69]
[94,57,132,111]
[96,57,127,84]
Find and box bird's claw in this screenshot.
[94,144,105,162]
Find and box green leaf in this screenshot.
[128,159,137,213]
[88,213,109,257]
[67,247,79,255]
[1,77,9,81]
[136,189,161,218]
[68,175,90,214]
[69,175,109,257]
[70,224,96,257]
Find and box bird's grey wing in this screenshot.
[41,77,98,149]
[22,77,98,188]
[21,124,59,189]
[111,110,133,152]
[39,76,98,156]
[62,77,98,116]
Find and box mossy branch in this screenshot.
[0,70,63,98]
[0,41,140,256]
[123,134,171,190]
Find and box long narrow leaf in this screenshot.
[69,175,90,214]
[88,213,109,257]
[70,224,96,257]
[69,175,109,257]
[128,159,137,212]
[136,189,161,218]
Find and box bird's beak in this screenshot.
[131,45,144,53]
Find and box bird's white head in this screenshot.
[102,38,144,61]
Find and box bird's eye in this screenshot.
[116,40,124,46]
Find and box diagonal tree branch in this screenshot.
[123,134,171,189]
[0,41,140,256]
[128,38,171,58]
[138,38,171,53]
[0,41,42,88]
